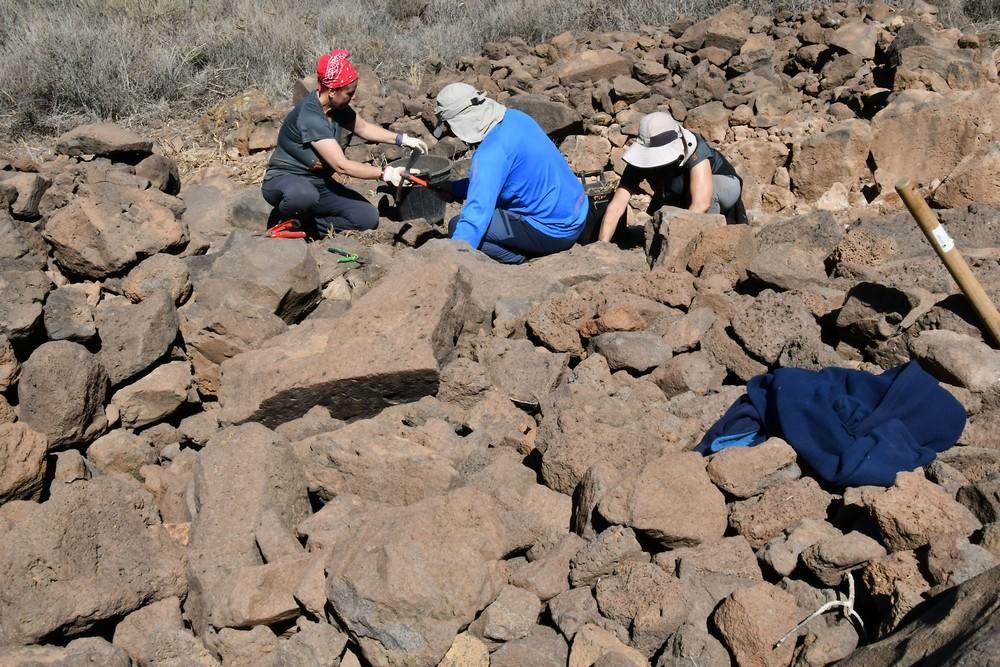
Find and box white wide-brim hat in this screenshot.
[622,111,697,169]
[433,82,507,144]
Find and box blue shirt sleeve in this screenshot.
[450,146,512,248]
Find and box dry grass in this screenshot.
[153,126,269,184]
[0,1,912,134]
[335,227,399,247]
[936,0,1000,27]
[0,0,995,145]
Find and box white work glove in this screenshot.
[400,134,428,153]
[381,166,422,187]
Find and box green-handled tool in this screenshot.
[327,246,362,264]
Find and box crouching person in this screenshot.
[598,111,745,243]
[262,48,427,239]
[433,83,588,264]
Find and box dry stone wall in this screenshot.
[1,2,1000,666]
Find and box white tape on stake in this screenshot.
[931,224,955,253]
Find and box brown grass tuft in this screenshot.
[0,0,995,139]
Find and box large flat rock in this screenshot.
[0,476,186,646]
[321,488,510,667]
[0,269,51,341]
[870,89,1000,194]
[17,340,109,448]
[43,183,188,280]
[54,122,153,159]
[185,423,311,633]
[219,258,469,427]
[416,240,646,329]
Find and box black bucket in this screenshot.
[388,154,452,225]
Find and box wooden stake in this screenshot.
[896,179,1000,346]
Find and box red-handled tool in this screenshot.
[266,220,306,239]
[403,172,429,188]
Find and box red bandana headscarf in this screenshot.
[316,49,358,90]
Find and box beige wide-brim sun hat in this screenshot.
[433,82,507,144]
[622,111,697,169]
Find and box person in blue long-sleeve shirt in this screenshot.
[432,83,589,264]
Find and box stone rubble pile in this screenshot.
[1,1,1000,666]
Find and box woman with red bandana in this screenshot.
[262,49,427,238]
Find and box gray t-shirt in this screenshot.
[264,92,356,183]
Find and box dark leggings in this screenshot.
[449,208,582,264]
[262,174,378,237]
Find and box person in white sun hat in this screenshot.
[598,111,745,243]
[432,82,589,264]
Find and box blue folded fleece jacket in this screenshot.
[696,361,967,487]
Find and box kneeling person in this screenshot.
[598,111,744,243]
[434,83,588,264]
[262,49,427,238]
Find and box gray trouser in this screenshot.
[261,173,378,236]
[708,174,742,215]
[648,174,744,221]
[447,208,582,264]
